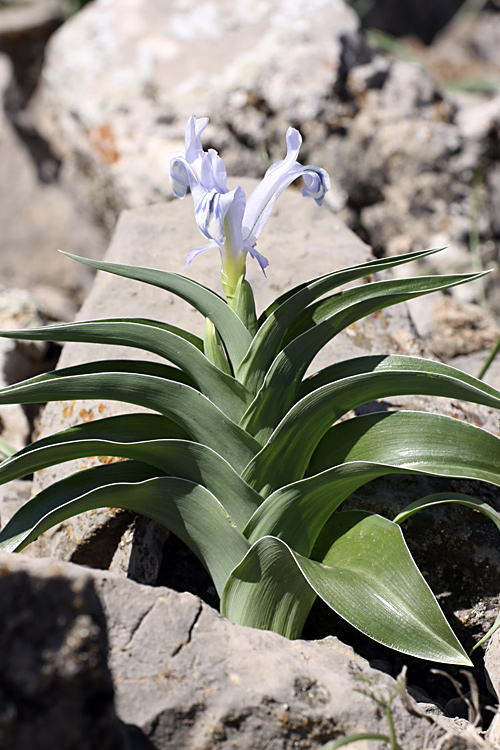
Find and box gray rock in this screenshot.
[31,0,359,226]
[29,0,500,322]
[0,52,106,302]
[0,549,127,750]
[0,549,490,750]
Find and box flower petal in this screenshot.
[195,187,244,247]
[245,243,269,275]
[242,127,330,246]
[185,116,209,163]
[169,154,194,198]
[301,166,331,206]
[181,241,218,271]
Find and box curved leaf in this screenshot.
[309,410,500,484]
[393,491,500,531]
[0,319,250,420]
[0,422,261,531]
[0,459,160,551]
[0,463,250,596]
[299,353,500,401]
[243,367,500,495]
[244,463,462,554]
[307,511,471,664]
[241,272,487,440]
[256,247,443,327]
[221,535,317,638]
[241,247,444,391]
[62,252,251,370]
[223,516,471,664]
[0,365,260,471]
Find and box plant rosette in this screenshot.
[1,117,500,666]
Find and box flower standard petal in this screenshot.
[242,127,330,247]
[185,115,209,163]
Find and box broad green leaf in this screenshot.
[299,353,500,401]
[223,517,471,664]
[0,319,251,420]
[245,454,500,558]
[307,511,471,664]
[221,535,317,638]
[244,463,458,554]
[309,410,500,485]
[0,459,160,551]
[0,463,250,596]
[0,425,261,531]
[0,364,260,472]
[243,366,500,495]
[241,272,487,440]
[62,252,252,370]
[241,247,444,390]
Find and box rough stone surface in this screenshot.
[30,0,500,319]
[0,51,106,305]
[32,0,359,225]
[0,549,127,750]
[0,549,489,750]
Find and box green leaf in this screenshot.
[221,535,317,638]
[0,417,261,531]
[0,319,251,420]
[204,319,231,374]
[245,440,500,558]
[241,272,487,440]
[307,511,471,664]
[62,252,252,370]
[0,460,160,551]
[393,491,500,531]
[0,363,260,472]
[299,353,500,401]
[241,247,444,391]
[244,462,445,554]
[310,410,500,486]
[243,365,500,496]
[471,611,500,653]
[0,463,250,596]
[256,247,443,327]
[224,515,471,664]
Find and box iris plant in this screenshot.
[0,117,499,665]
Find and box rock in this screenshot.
[355,0,465,44]
[407,294,500,360]
[0,549,127,750]
[30,0,500,321]
[0,478,33,530]
[0,52,106,303]
[0,0,65,101]
[32,0,359,228]
[0,549,490,749]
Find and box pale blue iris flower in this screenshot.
[169,116,330,291]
